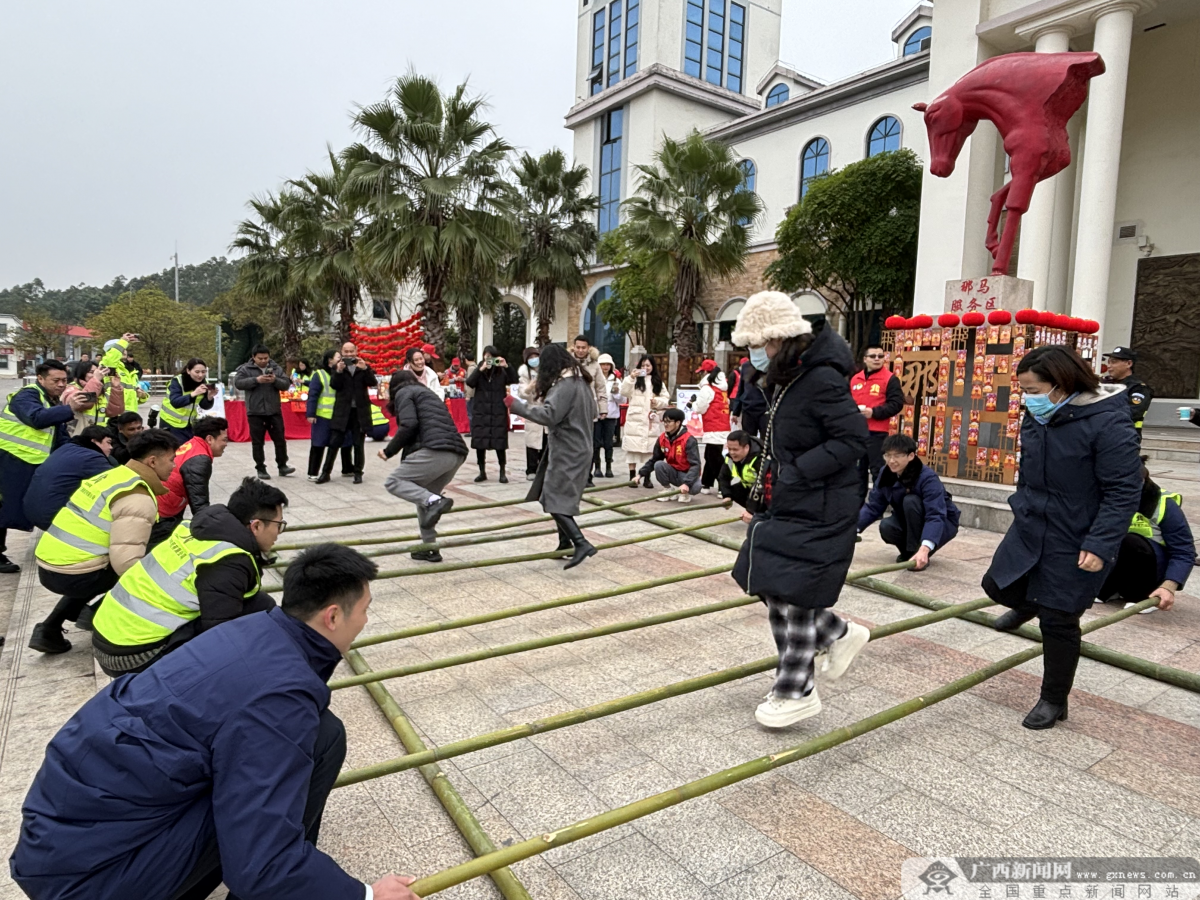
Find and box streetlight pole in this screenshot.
[173,243,180,303]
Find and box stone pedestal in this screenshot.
[943,275,1034,315]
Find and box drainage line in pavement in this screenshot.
[403,599,1156,896]
[263,518,740,592]
[344,650,532,900]
[334,595,995,787]
[285,481,629,533]
[853,576,1200,695]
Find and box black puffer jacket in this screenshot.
[189,504,275,633]
[466,363,517,449]
[384,383,469,460]
[733,325,868,607]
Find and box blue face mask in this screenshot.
[749,347,770,372]
[528,358,539,369]
[1024,389,1073,424]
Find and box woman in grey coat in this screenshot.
[510,343,597,569]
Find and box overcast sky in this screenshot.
[0,0,917,289]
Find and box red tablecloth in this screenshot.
[446,397,469,433]
[223,398,470,441]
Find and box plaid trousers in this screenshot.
[765,596,848,699]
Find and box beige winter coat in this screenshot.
[619,373,671,455]
[581,347,606,420]
[518,364,543,450]
[37,459,167,577]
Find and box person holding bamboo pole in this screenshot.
[730,291,870,729]
[983,345,1142,730]
[508,343,598,569]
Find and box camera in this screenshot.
[343,357,358,367]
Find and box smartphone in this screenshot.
[343,357,358,367]
[79,391,97,402]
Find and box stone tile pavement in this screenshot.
[0,436,1195,899]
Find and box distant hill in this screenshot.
[0,256,241,324]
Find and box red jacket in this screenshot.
[850,368,903,434]
[658,429,693,472]
[158,436,214,518]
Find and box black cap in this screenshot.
[1104,346,1137,361]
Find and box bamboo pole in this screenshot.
[274,489,681,552]
[580,494,745,552]
[286,481,630,533]
[405,599,1156,896]
[351,563,736,649]
[332,594,762,690]
[334,595,995,787]
[268,501,729,571]
[853,576,1200,695]
[344,651,532,900]
[263,517,741,592]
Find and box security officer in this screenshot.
[91,476,288,675]
[1102,346,1152,441]
[717,429,761,516]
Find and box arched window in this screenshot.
[903,26,932,56]
[737,159,756,194]
[867,116,901,157]
[765,83,789,108]
[800,137,829,198]
[583,286,626,367]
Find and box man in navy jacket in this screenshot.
[857,434,960,570]
[23,426,114,531]
[10,543,420,900]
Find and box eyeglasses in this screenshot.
[257,518,288,533]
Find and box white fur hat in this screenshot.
[731,291,812,347]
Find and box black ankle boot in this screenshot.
[552,514,596,569]
[994,606,1038,632]
[593,462,603,479]
[1022,697,1068,730]
[474,465,488,483]
[604,461,614,478]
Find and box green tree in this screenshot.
[767,148,922,356]
[504,149,599,347]
[595,227,675,353]
[621,130,763,359]
[343,73,517,353]
[11,310,66,360]
[86,287,221,372]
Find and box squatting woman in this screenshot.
[730,291,870,729]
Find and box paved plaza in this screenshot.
[0,436,1197,900]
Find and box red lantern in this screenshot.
[912,314,934,328]
[937,313,960,328]
[1014,308,1039,325]
[1065,317,1083,332]
[884,315,906,329]
[962,311,986,327]
[1052,314,1072,330]
[1083,319,1101,334]
[1036,311,1057,326]
[987,310,1012,325]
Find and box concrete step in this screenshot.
[953,496,1013,534]
[1143,446,1200,464]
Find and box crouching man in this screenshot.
[717,429,762,515]
[10,543,421,900]
[856,434,960,570]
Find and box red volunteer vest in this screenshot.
[850,368,895,434]
[701,387,730,434]
[658,429,692,472]
[158,437,213,518]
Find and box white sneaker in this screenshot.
[306,474,317,482]
[1124,601,1157,615]
[821,620,871,680]
[677,493,692,503]
[656,495,673,502]
[525,473,536,482]
[755,688,822,728]
[700,487,713,495]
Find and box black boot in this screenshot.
[641,473,653,489]
[552,514,596,569]
[555,519,572,551]
[604,453,614,479]
[993,606,1038,632]
[29,622,71,654]
[474,464,488,483]
[498,468,508,484]
[628,467,638,486]
[1022,697,1068,730]
[593,460,603,480]
[315,446,336,484]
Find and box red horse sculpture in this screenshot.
[915,52,1105,276]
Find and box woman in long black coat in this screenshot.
[466,344,518,483]
[984,346,1141,729]
[730,291,870,730]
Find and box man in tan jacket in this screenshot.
[29,429,178,654]
[573,335,608,487]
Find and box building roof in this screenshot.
[565,63,760,127]
[892,3,934,43]
[754,63,826,97]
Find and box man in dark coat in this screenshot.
[466,345,518,483]
[317,341,378,484]
[24,426,114,532]
[151,415,229,546]
[1101,346,1153,442]
[11,544,421,900]
[380,373,469,563]
[107,411,143,465]
[730,357,768,439]
[857,433,960,569]
[233,343,294,479]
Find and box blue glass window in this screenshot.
[727,3,745,93]
[706,0,725,86]
[903,26,932,56]
[607,1,623,87]
[624,0,639,77]
[738,159,756,194]
[599,109,623,235]
[684,0,703,79]
[591,10,606,95]
[867,116,901,157]
[766,83,789,107]
[584,287,626,367]
[801,137,829,198]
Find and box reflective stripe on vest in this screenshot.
[35,467,151,566]
[371,404,387,427]
[724,453,758,488]
[0,386,56,464]
[1129,492,1182,547]
[314,370,335,420]
[93,523,258,647]
[158,375,197,430]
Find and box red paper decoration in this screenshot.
[1052,314,1072,329]
[937,313,961,328]
[884,315,906,329]
[1080,319,1101,334]
[961,311,986,327]
[987,310,1012,325]
[1014,308,1039,325]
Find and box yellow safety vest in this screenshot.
[93,521,259,648]
[159,374,199,430]
[0,385,58,465]
[35,466,152,566]
[100,340,141,412]
[724,453,759,488]
[313,370,335,420]
[1129,492,1182,547]
[371,403,388,427]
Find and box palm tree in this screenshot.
[342,74,517,353]
[622,130,764,358]
[283,149,393,344]
[505,149,599,347]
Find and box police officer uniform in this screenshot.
[1102,346,1152,441]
